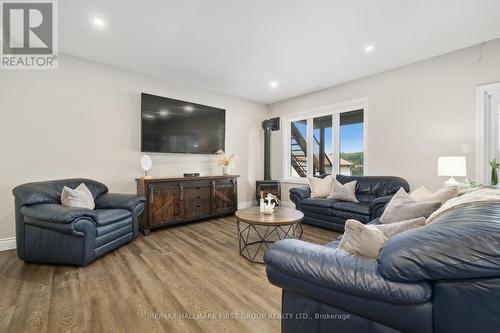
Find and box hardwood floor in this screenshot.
[0,216,339,333]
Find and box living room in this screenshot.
[1,1,500,332]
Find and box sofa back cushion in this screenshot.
[377,203,500,282]
[13,178,108,206]
[336,175,410,203]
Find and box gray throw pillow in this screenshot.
[375,217,426,238]
[61,183,95,210]
[338,219,387,258]
[380,188,440,224]
[327,179,358,202]
[339,217,426,258]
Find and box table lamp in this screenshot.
[140,155,153,179]
[438,156,466,187]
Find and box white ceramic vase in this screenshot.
[222,166,231,175]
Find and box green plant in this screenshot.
[490,159,500,185]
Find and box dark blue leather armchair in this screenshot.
[265,203,500,333]
[13,178,145,266]
[290,175,409,232]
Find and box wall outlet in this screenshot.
[460,143,470,154]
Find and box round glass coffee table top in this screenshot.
[235,207,304,263]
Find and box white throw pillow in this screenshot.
[339,217,426,258]
[410,186,458,204]
[327,179,358,202]
[309,175,333,198]
[61,183,95,210]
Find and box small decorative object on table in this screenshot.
[215,150,237,175]
[140,155,153,179]
[263,193,280,214]
[490,159,500,188]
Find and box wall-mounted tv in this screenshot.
[141,93,226,154]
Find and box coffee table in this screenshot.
[235,207,304,263]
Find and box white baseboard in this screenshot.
[0,237,16,251]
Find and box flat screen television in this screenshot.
[141,93,226,154]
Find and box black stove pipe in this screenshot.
[262,120,272,181]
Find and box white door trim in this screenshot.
[476,82,500,184]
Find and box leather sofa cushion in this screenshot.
[20,203,97,224]
[332,202,370,215]
[301,198,337,215]
[378,203,500,282]
[331,209,370,223]
[96,218,133,237]
[13,178,108,206]
[94,209,131,226]
[95,223,133,248]
[337,175,410,199]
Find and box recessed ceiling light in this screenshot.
[184,105,194,112]
[92,17,106,27]
[159,109,169,116]
[269,81,279,88]
[365,45,375,52]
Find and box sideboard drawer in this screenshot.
[184,198,211,218]
[184,187,211,201]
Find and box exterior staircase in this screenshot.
[290,122,332,177]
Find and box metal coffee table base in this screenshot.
[236,219,303,264]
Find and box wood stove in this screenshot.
[256,118,281,204]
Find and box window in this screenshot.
[283,99,366,182]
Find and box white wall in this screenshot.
[269,39,500,202]
[0,54,267,241]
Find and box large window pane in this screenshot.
[340,110,364,176]
[313,115,333,176]
[290,119,307,177]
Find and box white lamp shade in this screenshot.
[140,155,153,172]
[438,156,466,177]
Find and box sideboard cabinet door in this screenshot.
[150,185,184,226]
[212,179,237,215]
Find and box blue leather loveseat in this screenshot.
[13,178,145,266]
[265,202,500,333]
[290,175,409,232]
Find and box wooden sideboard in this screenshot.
[136,175,239,235]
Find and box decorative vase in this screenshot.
[492,168,498,186]
[222,166,231,175]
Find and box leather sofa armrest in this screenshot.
[289,186,311,209]
[20,203,97,223]
[370,195,394,219]
[264,239,431,305]
[95,193,146,211]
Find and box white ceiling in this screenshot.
[60,0,500,104]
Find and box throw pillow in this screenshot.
[339,217,426,258]
[338,219,387,258]
[374,217,426,238]
[327,179,358,202]
[61,183,95,210]
[410,186,458,204]
[308,175,333,198]
[379,188,440,224]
